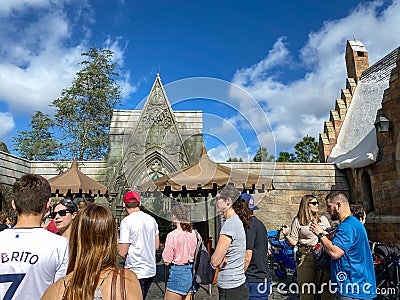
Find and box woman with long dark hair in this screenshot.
[211,185,249,300]
[41,204,142,300]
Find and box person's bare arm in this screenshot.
[118,243,130,259]
[310,221,344,259]
[319,236,345,259]
[244,249,252,272]
[124,269,143,300]
[281,225,297,247]
[211,234,231,268]
[41,278,64,300]
[155,234,160,251]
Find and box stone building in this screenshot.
[0,72,349,245]
[106,74,204,198]
[320,40,400,243]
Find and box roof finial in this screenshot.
[201,141,207,156]
[71,156,78,169]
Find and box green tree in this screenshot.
[252,146,275,162]
[227,157,243,162]
[0,142,9,153]
[52,48,121,160]
[276,151,295,162]
[12,111,59,160]
[293,135,319,163]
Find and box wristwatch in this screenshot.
[317,232,326,239]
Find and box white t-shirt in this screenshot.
[119,211,159,279]
[0,227,69,300]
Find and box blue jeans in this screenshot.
[247,281,271,299]
[139,276,154,299]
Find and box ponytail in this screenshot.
[233,199,252,230]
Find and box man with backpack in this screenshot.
[241,193,272,299]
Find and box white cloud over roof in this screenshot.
[229,0,400,157]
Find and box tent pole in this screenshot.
[204,192,209,252]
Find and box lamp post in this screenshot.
[109,192,118,213]
[374,115,390,132]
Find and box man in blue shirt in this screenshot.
[310,191,376,299]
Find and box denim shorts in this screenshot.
[166,264,197,295]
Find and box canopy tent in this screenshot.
[137,147,273,244]
[140,147,273,194]
[48,159,108,196]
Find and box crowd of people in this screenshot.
[0,173,378,300]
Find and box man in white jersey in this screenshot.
[0,174,69,300]
[118,191,159,299]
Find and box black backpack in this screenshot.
[192,230,216,285]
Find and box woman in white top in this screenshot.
[282,194,333,300]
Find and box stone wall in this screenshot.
[1,152,349,233]
[0,150,30,186]
[219,162,349,231]
[344,49,400,244]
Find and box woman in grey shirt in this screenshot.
[211,185,249,300]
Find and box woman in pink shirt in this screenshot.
[162,205,197,300]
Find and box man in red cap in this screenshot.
[118,190,159,299]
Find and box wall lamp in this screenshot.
[374,115,391,132]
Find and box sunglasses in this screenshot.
[49,209,73,219]
[309,201,319,206]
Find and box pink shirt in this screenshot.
[162,228,197,265]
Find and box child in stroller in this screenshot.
[267,229,297,281]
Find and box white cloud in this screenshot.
[230,0,400,153]
[0,112,15,138]
[0,0,54,17]
[208,142,251,162]
[0,0,136,116]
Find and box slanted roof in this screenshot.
[328,46,400,169]
[347,40,368,53]
[48,158,108,195]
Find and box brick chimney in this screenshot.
[345,40,369,82]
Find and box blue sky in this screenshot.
[0,0,399,162]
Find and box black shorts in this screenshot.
[218,282,249,300]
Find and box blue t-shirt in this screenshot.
[332,215,376,299]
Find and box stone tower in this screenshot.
[319,40,369,162]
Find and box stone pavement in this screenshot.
[146,263,300,299]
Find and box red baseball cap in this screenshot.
[123,191,140,203]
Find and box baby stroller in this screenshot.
[267,229,297,281]
[371,242,400,300]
